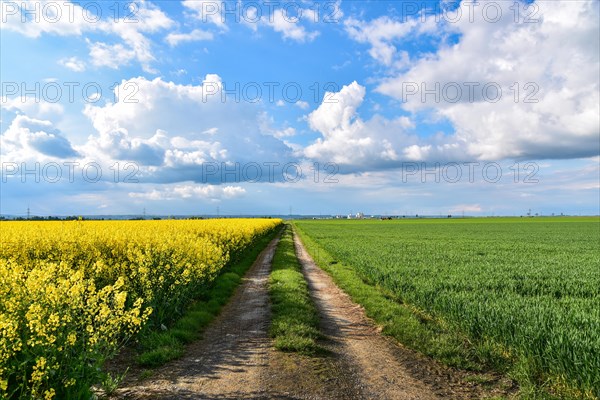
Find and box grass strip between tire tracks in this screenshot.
[268,224,321,354]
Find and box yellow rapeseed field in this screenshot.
[0,218,281,399]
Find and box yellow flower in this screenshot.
[67,333,77,345]
[44,388,55,399]
[0,218,282,397]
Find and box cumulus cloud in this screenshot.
[128,184,245,200]
[1,74,297,186]
[273,127,296,139]
[202,127,219,135]
[2,0,174,72]
[182,0,229,31]
[165,29,214,46]
[295,100,310,110]
[180,0,322,42]
[79,74,294,183]
[304,71,596,170]
[58,56,86,72]
[344,16,432,67]
[84,128,166,166]
[361,0,600,161]
[1,0,92,37]
[304,81,418,168]
[262,7,320,42]
[2,97,64,119]
[88,3,173,73]
[1,115,79,159]
[449,204,482,214]
[88,41,137,70]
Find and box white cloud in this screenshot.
[305,81,417,167]
[88,41,136,70]
[263,7,320,42]
[402,145,431,161]
[166,29,214,46]
[1,74,296,186]
[1,0,92,37]
[0,115,79,160]
[2,0,174,72]
[79,75,293,182]
[344,16,421,67]
[84,128,167,166]
[129,184,246,200]
[181,0,322,41]
[308,81,365,134]
[3,97,64,119]
[449,204,482,214]
[58,57,86,72]
[295,100,309,110]
[202,127,219,135]
[273,127,296,139]
[182,0,228,30]
[87,2,174,73]
[257,112,298,140]
[347,0,600,161]
[174,69,187,76]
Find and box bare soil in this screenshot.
[112,230,515,399]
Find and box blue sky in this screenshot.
[1,0,599,216]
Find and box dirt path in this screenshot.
[293,232,442,400]
[114,235,281,399]
[113,232,355,400]
[113,229,510,399]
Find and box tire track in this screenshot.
[294,230,446,400]
[115,234,281,399]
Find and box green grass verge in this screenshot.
[268,224,321,354]
[136,226,281,367]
